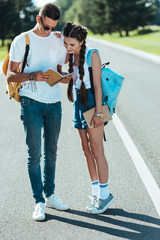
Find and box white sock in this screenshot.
[99,182,110,200]
[91,180,99,197]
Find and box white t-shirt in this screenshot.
[9,30,67,103]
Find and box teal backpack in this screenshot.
[87,49,124,116]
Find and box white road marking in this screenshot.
[113,113,160,217]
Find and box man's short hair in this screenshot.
[39,4,60,20]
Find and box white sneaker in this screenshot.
[45,194,69,211]
[32,202,45,221]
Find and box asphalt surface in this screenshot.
[0,39,160,240]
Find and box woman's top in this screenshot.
[72,46,92,101]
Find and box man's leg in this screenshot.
[21,97,45,204]
[43,101,62,197]
[43,101,69,211]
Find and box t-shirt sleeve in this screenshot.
[57,37,67,66]
[9,34,26,63]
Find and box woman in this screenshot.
[63,22,114,214]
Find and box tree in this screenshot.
[64,0,81,24]
[107,0,156,36]
[68,0,156,36]
[0,0,38,46]
[54,0,75,30]
[0,0,18,46]
[77,0,110,34]
[150,0,160,25]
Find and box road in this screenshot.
[0,38,160,240]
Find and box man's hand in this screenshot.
[33,71,51,81]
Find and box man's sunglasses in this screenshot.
[40,17,55,32]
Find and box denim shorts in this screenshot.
[73,88,95,129]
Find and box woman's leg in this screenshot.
[78,129,99,209]
[86,125,114,214]
[78,129,98,182]
[86,125,108,184]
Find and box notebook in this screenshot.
[45,69,73,86]
[83,104,112,128]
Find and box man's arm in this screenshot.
[7,61,51,83]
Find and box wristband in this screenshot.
[29,72,34,80]
[95,112,103,118]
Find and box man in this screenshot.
[7,4,70,221]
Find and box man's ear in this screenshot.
[36,15,40,23]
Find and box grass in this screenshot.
[0,40,11,62]
[88,26,160,56]
[0,45,8,62]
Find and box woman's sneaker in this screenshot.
[45,194,69,211]
[89,194,114,214]
[32,202,45,221]
[86,195,97,212]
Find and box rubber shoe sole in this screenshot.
[45,194,69,211]
[45,202,69,211]
[32,214,45,221]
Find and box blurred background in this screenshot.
[0,0,160,61]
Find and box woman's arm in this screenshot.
[90,51,103,128]
[91,51,102,113]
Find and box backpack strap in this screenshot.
[87,49,107,141]
[86,48,100,67]
[87,49,100,94]
[21,33,30,73]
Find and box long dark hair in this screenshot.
[63,22,88,106]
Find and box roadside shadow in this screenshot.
[45,208,160,240]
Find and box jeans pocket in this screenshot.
[21,97,35,106]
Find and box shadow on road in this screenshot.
[44,208,160,240]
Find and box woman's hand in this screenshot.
[53,31,62,38]
[60,75,72,84]
[90,115,103,128]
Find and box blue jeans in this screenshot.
[20,96,62,204]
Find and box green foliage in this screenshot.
[54,0,157,36]
[55,0,76,30]
[107,0,157,36]
[64,1,81,24]
[0,0,158,45]
[0,0,38,45]
[150,0,160,25]
[77,0,110,35]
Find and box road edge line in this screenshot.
[113,113,160,217]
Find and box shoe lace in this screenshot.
[95,199,102,208]
[36,203,44,213]
[89,195,97,205]
[54,195,63,204]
